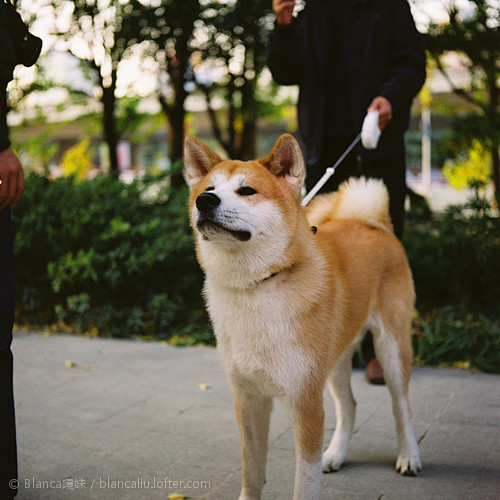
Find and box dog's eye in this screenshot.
[237,187,257,196]
[205,186,215,192]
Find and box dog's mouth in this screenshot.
[197,219,251,242]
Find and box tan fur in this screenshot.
[184,134,421,500]
[306,176,393,234]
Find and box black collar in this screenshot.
[252,264,296,288]
[261,271,279,283]
[250,271,279,288]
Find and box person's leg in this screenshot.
[0,349,17,498]
[0,207,17,499]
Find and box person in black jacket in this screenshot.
[0,2,25,497]
[268,0,425,383]
[268,0,425,238]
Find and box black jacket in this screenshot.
[0,3,17,152]
[268,0,426,165]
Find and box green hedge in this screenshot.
[11,174,500,371]
[403,196,499,373]
[12,172,210,341]
[413,306,499,374]
[403,196,500,311]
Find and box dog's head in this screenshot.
[184,134,305,246]
[184,134,306,287]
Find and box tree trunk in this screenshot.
[238,42,258,161]
[101,80,119,174]
[491,143,500,203]
[159,93,186,189]
[240,114,257,161]
[239,78,257,160]
[159,37,190,188]
[168,105,185,189]
[487,71,499,202]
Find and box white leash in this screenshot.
[301,132,361,207]
[301,110,381,207]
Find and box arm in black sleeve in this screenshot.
[380,0,426,114]
[0,84,10,152]
[0,4,15,153]
[267,15,306,86]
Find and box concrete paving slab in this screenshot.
[11,331,500,499]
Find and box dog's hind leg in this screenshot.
[321,340,360,472]
[234,389,273,500]
[370,312,422,476]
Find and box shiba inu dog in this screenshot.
[184,134,421,500]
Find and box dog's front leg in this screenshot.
[283,390,324,500]
[234,388,273,500]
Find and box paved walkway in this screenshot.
[12,331,499,499]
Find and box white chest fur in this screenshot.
[204,270,322,398]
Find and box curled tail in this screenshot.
[305,177,393,233]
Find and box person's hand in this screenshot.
[0,147,24,211]
[367,96,392,130]
[273,0,296,26]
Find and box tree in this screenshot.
[51,0,139,173]
[127,0,202,186]
[196,0,275,160]
[425,0,500,200]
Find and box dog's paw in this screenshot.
[321,450,345,473]
[395,454,422,476]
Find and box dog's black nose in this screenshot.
[196,192,221,212]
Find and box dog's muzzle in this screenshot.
[195,192,251,242]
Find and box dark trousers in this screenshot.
[306,136,407,239]
[0,208,17,498]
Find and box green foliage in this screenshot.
[425,0,500,192]
[413,307,500,374]
[354,195,500,373]
[12,170,211,339]
[402,194,500,373]
[10,130,60,175]
[425,1,499,111]
[12,173,499,372]
[115,97,148,140]
[195,0,275,159]
[124,0,202,166]
[404,195,499,311]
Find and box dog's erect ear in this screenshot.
[184,136,223,188]
[263,134,305,193]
